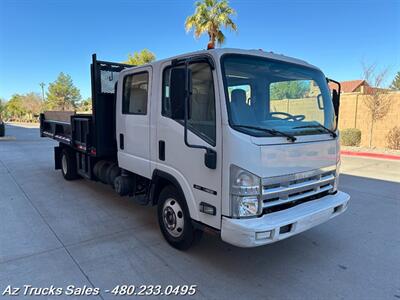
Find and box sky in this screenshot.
[0,0,399,100]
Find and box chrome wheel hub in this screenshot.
[163,198,184,238]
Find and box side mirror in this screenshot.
[327,78,341,124]
[332,89,340,119]
[204,149,217,169]
[169,68,191,120]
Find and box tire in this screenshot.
[113,175,133,196]
[92,161,102,180]
[106,163,121,186]
[93,160,111,184]
[157,185,202,250]
[98,161,112,184]
[60,148,79,180]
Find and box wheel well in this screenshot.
[151,170,186,206]
[152,177,171,205]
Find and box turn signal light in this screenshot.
[199,202,216,215]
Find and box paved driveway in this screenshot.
[0,124,399,299]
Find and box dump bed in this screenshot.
[40,111,75,144]
[40,111,93,151]
[40,55,131,158]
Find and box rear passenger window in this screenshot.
[122,72,149,114]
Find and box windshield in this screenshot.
[222,54,336,138]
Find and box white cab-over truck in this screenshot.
[40,48,350,250]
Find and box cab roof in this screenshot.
[161,48,317,69]
[122,48,321,74]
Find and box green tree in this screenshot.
[390,71,400,90]
[2,93,42,121]
[77,97,92,112]
[125,49,156,66]
[0,98,5,117]
[22,92,43,119]
[5,94,25,120]
[270,81,309,100]
[46,72,81,110]
[185,0,237,49]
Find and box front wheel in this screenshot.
[157,185,202,250]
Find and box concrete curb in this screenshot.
[341,150,400,160]
[0,136,16,141]
[6,122,40,129]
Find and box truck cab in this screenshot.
[41,48,350,249]
[115,48,349,248]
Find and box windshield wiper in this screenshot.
[294,124,337,138]
[232,125,297,142]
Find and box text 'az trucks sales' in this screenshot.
[40,48,350,250]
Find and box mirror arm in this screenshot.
[183,60,217,169]
[327,77,341,95]
[327,77,341,129]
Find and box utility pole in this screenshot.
[39,82,46,101]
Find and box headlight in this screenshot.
[230,165,261,218]
[231,196,259,217]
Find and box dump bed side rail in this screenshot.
[40,111,74,145]
[40,112,94,154]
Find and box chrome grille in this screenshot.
[262,166,336,209]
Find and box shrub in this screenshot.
[340,128,361,146]
[387,126,400,150]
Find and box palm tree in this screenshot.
[185,0,237,49]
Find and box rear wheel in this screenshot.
[157,185,202,250]
[61,148,79,180]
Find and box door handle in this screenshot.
[159,140,165,161]
[119,133,124,150]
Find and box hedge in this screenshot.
[340,128,361,146]
[387,126,400,150]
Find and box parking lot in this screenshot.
[1,124,399,300]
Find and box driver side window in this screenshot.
[269,80,324,123]
[162,62,216,146]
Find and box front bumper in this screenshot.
[221,191,350,247]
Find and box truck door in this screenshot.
[156,60,222,229]
[117,66,152,178]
